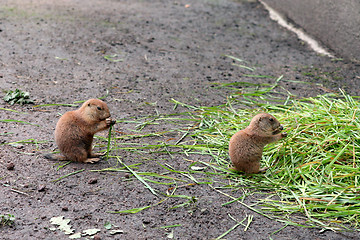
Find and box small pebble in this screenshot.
[38,184,46,192]
[7,162,15,170]
[142,219,151,224]
[93,235,101,240]
[88,178,98,184]
[62,206,69,212]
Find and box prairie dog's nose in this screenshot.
[279,125,283,130]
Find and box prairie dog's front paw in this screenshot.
[106,118,116,126]
[281,132,287,138]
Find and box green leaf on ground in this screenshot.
[3,89,34,105]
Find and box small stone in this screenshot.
[7,162,15,170]
[142,218,151,224]
[38,184,46,192]
[93,235,101,240]
[88,178,98,184]
[62,206,69,212]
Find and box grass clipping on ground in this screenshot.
[174,88,360,231]
[120,84,358,231]
[109,80,359,231]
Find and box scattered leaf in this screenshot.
[104,222,112,230]
[60,224,73,234]
[69,232,82,239]
[82,228,101,236]
[50,216,74,235]
[109,229,124,235]
[167,230,174,239]
[50,216,65,225]
[3,89,34,105]
[190,166,207,171]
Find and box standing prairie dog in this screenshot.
[229,113,286,174]
[45,99,116,163]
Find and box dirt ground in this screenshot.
[1,0,359,239]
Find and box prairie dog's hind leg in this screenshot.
[65,147,89,163]
[67,149,101,163]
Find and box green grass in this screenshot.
[105,80,360,232]
[3,89,33,105]
[189,89,360,230]
[0,214,15,226]
[212,90,358,230]
[3,68,357,232]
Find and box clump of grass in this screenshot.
[169,88,360,231]
[258,91,360,230]
[0,214,15,227]
[102,70,359,231]
[3,89,34,105]
[113,82,360,231]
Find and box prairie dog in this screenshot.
[229,113,286,174]
[45,99,116,163]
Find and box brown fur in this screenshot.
[45,99,116,163]
[229,113,286,174]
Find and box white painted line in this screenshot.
[259,0,335,58]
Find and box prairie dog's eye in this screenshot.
[269,118,274,122]
[97,106,102,110]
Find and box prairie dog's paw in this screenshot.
[84,158,101,164]
[281,132,287,138]
[106,118,116,126]
[91,152,106,158]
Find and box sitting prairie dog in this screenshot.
[45,99,116,163]
[229,113,286,174]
